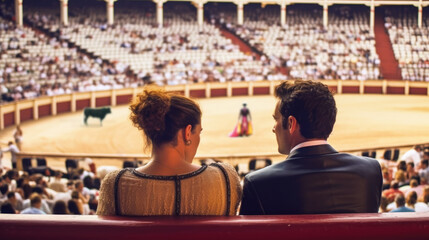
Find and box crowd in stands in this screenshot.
[215,4,381,81]
[378,145,429,212]
[0,16,138,103]
[16,1,282,92]
[384,6,429,81]
[2,144,429,214]
[0,158,101,215]
[2,1,429,103]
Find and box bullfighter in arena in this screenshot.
[229,103,252,137]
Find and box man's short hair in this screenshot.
[390,181,399,189]
[0,184,8,195]
[395,194,405,207]
[32,186,43,194]
[422,160,429,167]
[7,191,15,199]
[275,80,337,139]
[6,170,17,180]
[74,180,83,189]
[410,179,418,188]
[29,193,42,207]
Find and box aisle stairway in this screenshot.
[218,25,290,74]
[374,8,402,80]
[218,25,261,60]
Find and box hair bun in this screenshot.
[129,89,171,136]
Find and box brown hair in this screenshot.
[29,193,42,206]
[275,80,337,139]
[423,186,429,203]
[406,191,417,207]
[129,88,201,148]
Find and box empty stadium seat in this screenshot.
[37,158,47,166]
[383,149,392,160]
[122,160,143,168]
[21,157,33,171]
[392,149,400,161]
[249,158,272,172]
[65,159,79,178]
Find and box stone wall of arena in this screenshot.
[1,80,429,130]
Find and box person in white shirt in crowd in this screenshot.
[49,171,67,193]
[419,160,429,185]
[401,145,422,169]
[21,193,46,215]
[22,186,51,214]
[2,141,20,169]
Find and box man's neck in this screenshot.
[289,139,328,154]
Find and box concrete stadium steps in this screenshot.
[375,8,402,80]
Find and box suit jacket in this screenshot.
[240,144,383,215]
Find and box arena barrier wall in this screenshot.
[1,80,429,130]
[1,213,429,240]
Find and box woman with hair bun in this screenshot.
[97,88,242,216]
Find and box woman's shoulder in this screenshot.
[102,169,130,185]
[205,162,241,186]
[207,162,237,175]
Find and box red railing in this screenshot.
[1,213,429,240]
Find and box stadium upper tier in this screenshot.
[1,1,429,103]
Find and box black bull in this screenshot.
[84,107,111,126]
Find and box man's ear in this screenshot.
[288,116,298,134]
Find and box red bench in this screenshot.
[1,213,429,240]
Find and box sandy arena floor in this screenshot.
[1,94,429,170]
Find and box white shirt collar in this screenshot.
[289,140,329,154]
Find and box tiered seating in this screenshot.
[219,4,381,80]
[0,16,129,102]
[384,6,429,81]
[26,2,277,86]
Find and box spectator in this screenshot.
[390,195,415,213]
[0,182,8,199]
[394,170,406,187]
[22,186,51,214]
[405,162,418,182]
[21,193,46,214]
[382,169,391,191]
[406,190,429,212]
[69,190,84,215]
[401,145,422,169]
[74,180,90,204]
[418,160,429,184]
[97,88,242,216]
[0,150,3,171]
[49,171,67,193]
[240,80,382,215]
[379,196,390,213]
[419,185,429,203]
[2,142,19,169]
[383,181,404,203]
[13,125,23,150]
[0,202,16,214]
[6,191,22,213]
[52,200,69,214]
[404,179,424,199]
[405,191,418,209]
[68,199,81,215]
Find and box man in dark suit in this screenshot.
[240,81,382,215]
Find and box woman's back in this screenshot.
[97,163,242,216]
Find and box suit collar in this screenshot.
[287,144,338,159]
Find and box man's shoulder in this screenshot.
[244,162,285,183]
[245,152,380,183]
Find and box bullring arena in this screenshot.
[3,0,429,238]
[1,81,429,171]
